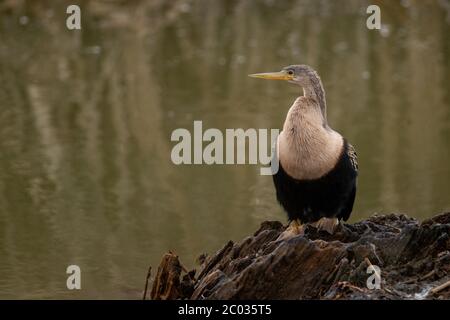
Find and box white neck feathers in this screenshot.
[278,97,343,180]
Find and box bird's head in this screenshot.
[249,64,316,88]
[249,64,327,123]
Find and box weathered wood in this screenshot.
[150,252,183,300]
[149,213,450,300]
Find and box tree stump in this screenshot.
[149,213,450,300]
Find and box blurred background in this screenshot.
[0,0,449,299]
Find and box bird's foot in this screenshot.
[310,217,339,234]
[276,219,305,241]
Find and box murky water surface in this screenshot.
[0,0,449,298]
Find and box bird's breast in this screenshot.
[277,125,344,181]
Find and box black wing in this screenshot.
[339,143,358,221]
[347,143,358,173]
[340,183,356,221]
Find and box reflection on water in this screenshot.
[0,0,449,298]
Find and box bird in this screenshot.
[249,65,358,235]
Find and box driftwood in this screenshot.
[149,213,450,300]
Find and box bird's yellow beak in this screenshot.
[248,70,293,81]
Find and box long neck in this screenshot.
[302,71,327,125]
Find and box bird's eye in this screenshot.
[287,70,294,75]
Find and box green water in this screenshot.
[0,0,449,298]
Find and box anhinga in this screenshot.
[249,65,358,235]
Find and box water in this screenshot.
[0,0,449,299]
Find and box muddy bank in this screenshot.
[147,213,450,300]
